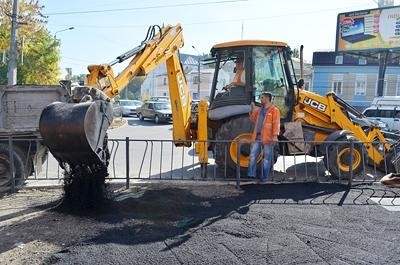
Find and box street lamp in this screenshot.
[192,45,201,100]
[54,27,74,38]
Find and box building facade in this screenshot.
[141,53,313,101]
[140,54,213,100]
[312,51,400,110]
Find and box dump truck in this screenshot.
[38,24,400,183]
[0,83,69,192]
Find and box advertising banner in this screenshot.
[336,6,400,52]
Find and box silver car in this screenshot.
[119,99,143,117]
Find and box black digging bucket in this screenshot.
[39,100,113,168]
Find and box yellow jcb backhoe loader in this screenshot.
[39,24,400,182]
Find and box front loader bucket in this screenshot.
[39,100,113,168]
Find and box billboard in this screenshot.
[336,6,400,52]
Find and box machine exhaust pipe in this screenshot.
[300,45,304,79]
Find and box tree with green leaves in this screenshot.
[0,0,60,85]
[292,48,300,59]
[122,76,145,100]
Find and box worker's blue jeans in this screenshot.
[247,141,273,181]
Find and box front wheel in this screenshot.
[139,113,144,121]
[154,115,160,124]
[324,136,365,179]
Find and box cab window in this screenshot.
[253,46,290,118]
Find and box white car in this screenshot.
[362,106,400,132]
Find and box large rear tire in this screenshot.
[0,144,30,193]
[214,116,279,177]
[323,136,365,179]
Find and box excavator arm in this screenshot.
[39,24,206,172]
[84,24,193,144]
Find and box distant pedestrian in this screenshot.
[248,92,280,183]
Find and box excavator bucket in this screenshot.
[39,100,113,169]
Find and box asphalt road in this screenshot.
[1,183,399,264]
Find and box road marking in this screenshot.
[369,197,400,212]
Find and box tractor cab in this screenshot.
[206,41,298,175]
[208,40,296,122]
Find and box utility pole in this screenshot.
[192,45,201,99]
[241,20,244,40]
[197,59,200,99]
[7,0,19,85]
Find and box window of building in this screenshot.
[304,81,310,91]
[335,55,343,65]
[355,74,367,96]
[193,75,200,84]
[163,92,167,96]
[359,58,367,65]
[396,76,400,96]
[163,77,167,85]
[332,81,343,95]
[331,74,343,95]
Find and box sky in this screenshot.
[38,0,399,77]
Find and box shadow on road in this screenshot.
[1,183,399,263]
[58,183,400,252]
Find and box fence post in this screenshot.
[348,139,353,188]
[236,138,241,190]
[8,136,16,193]
[125,137,130,189]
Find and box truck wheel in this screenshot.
[0,144,29,193]
[324,136,365,179]
[214,116,262,176]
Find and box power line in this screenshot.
[43,0,247,16]
[47,4,371,29]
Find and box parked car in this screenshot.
[149,96,170,102]
[371,96,400,106]
[119,99,142,117]
[350,113,390,132]
[137,101,172,123]
[112,100,122,120]
[362,106,400,132]
[191,99,200,113]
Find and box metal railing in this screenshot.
[1,136,399,192]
